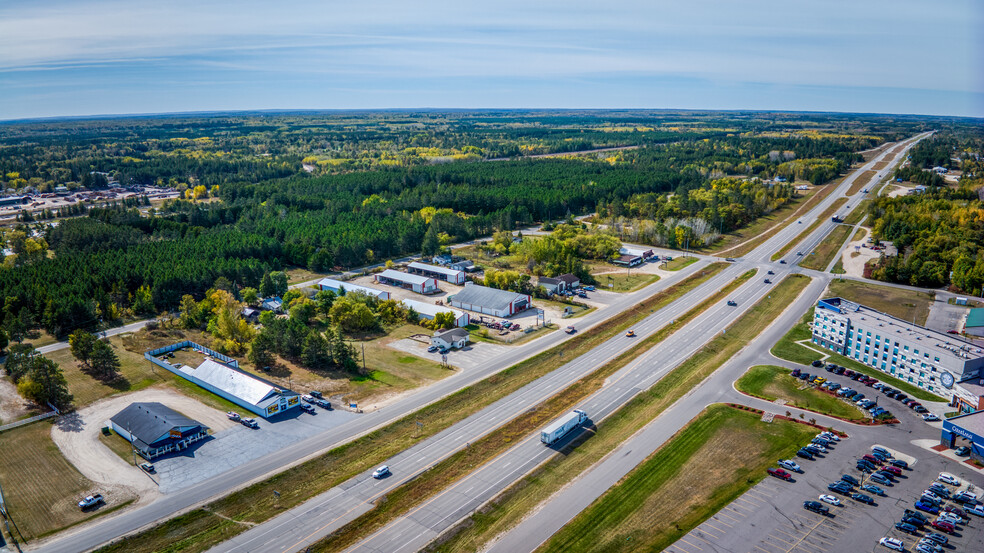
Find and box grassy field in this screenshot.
[309,269,757,552]
[98,429,140,466]
[831,259,846,274]
[0,421,103,541]
[663,256,697,271]
[826,279,933,325]
[429,274,812,553]
[96,264,730,553]
[771,198,848,261]
[536,405,817,553]
[284,266,329,285]
[842,200,870,225]
[847,170,876,196]
[589,266,660,292]
[799,224,853,271]
[769,312,942,402]
[735,365,864,421]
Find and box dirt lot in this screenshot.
[50,386,235,506]
[0,377,37,424]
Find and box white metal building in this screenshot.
[407,261,466,285]
[448,283,531,317]
[400,298,469,327]
[374,269,440,294]
[317,278,391,300]
[178,359,300,418]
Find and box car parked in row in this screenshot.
[767,468,793,481]
[778,459,802,472]
[803,500,829,515]
[879,537,904,551]
[938,472,960,486]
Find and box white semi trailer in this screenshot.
[540,409,588,445]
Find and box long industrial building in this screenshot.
[448,283,531,318]
[400,298,469,327]
[407,261,466,285]
[812,297,984,408]
[317,278,391,300]
[375,269,439,294]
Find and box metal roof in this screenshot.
[946,409,984,439]
[966,308,984,328]
[400,298,466,320]
[180,359,293,408]
[451,284,527,311]
[408,261,464,278]
[317,278,389,298]
[110,402,206,449]
[378,269,433,286]
[434,328,469,340]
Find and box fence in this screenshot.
[144,340,239,368]
[0,404,60,433]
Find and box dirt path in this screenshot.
[838,229,876,278]
[50,386,235,504]
[0,378,34,424]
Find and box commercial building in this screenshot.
[611,254,643,267]
[317,278,391,300]
[431,328,470,350]
[940,410,984,464]
[374,269,439,294]
[448,283,531,318]
[408,261,466,285]
[110,402,209,460]
[400,298,469,327]
[965,308,984,337]
[812,297,984,404]
[537,273,581,295]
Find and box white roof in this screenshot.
[317,278,389,298]
[378,269,433,286]
[408,261,464,277]
[400,298,466,319]
[179,359,282,407]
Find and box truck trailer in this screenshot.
[541,409,588,445]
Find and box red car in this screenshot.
[883,466,902,476]
[862,454,882,465]
[768,468,793,481]
[931,520,955,533]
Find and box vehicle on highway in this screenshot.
[915,500,940,514]
[938,472,960,486]
[565,325,576,334]
[625,330,635,337]
[954,445,971,456]
[778,459,801,472]
[78,493,103,509]
[803,500,829,515]
[140,462,155,473]
[300,403,315,413]
[767,468,792,481]
[779,259,786,264]
[796,251,803,256]
[840,474,859,486]
[862,484,884,496]
[763,278,771,284]
[852,492,874,504]
[879,537,904,551]
[541,409,588,445]
[767,270,774,275]
[372,465,390,479]
[895,522,919,535]
[727,300,737,306]
[818,494,840,506]
[241,418,258,429]
[226,411,241,421]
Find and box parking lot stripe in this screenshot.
[728,501,755,513]
[716,511,742,524]
[694,527,721,540]
[753,545,779,553]
[734,495,764,507]
[701,520,728,534]
[710,515,734,527]
[677,537,704,551]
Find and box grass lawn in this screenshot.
[842,200,870,226]
[771,198,847,261]
[429,273,810,553]
[826,279,933,325]
[847,170,876,196]
[769,313,942,402]
[0,421,100,541]
[98,429,139,466]
[662,256,697,271]
[284,266,330,285]
[537,405,817,553]
[97,264,730,553]
[799,224,852,271]
[735,365,864,421]
[831,258,846,274]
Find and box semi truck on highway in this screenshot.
[541,409,588,445]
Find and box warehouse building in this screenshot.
[812,297,984,402]
[965,308,984,337]
[400,298,469,327]
[317,278,391,300]
[375,269,440,294]
[448,283,531,318]
[407,261,467,285]
[110,402,209,460]
[177,359,301,418]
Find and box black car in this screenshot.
[852,493,875,505]
[309,390,324,399]
[902,516,927,527]
[814,360,825,368]
[798,373,810,380]
[857,459,876,470]
[828,482,852,495]
[834,367,846,375]
[796,448,815,460]
[804,500,829,515]
[895,522,919,535]
[874,470,895,481]
[904,509,929,522]
[890,459,908,469]
[791,368,801,377]
[841,474,860,486]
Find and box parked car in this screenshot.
[852,493,875,504]
[889,459,908,469]
[816,494,839,507]
[938,472,960,486]
[301,394,315,403]
[920,495,942,507]
[930,519,954,533]
[796,448,815,460]
[778,459,802,472]
[427,345,439,352]
[872,447,891,457]
[882,466,902,476]
[928,484,950,498]
[309,390,323,399]
[805,444,825,455]
[840,474,860,486]
[869,473,891,485]
[879,537,904,551]
[862,484,885,496]
[226,411,241,421]
[895,522,919,535]
[140,462,155,473]
[902,515,927,527]
[804,500,829,515]
[923,532,948,545]
[300,403,315,413]
[819,431,840,442]
[953,490,979,503]
[968,503,984,516]
[915,500,940,514]
[372,465,391,479]
[923,413,940,421]
[767,468,792,481]
[78,494,104,509]
[954,445,971,456]
[937,512,962,526]
[857,460,875,472]
[828,482,852,495]
[241,418,258,429]
[813,360,824,368]
[862,454,881,464]
[904,509,929,523]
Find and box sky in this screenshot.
[1,0,981,120]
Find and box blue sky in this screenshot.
[1,0,981,120]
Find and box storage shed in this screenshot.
[317,278,391,300]
[407,262,467,285]
[375,269,440,294]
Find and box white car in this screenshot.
[967,503,984,516]
[807,443,827,453]
[954,490,979,503]
[78,493,103,509]
[923,413,940,421]
[301,395,315,403]
[819,432,840,442]
[922,490,942,502]
[372,465,390,479]
[819,494,841,506]
[879,537,904,551]
[938,472,960,486]
[778,459,801,472]
[937,512,961,525]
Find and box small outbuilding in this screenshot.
[431,328,470,350]
[260,297,283,313]
[401,299,469,327]
[448,283,531,318]
[317,278,391,300]
[375,269,440,294]
[110,402,209,460]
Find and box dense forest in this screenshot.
[0,111,953,335]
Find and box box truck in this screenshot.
[541,409,588,445]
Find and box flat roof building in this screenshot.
[400,298,469,327]
[941,409,984,463]
[812,297,984,407]
[611,254,643,267]
[317,278,391,300]
[448,283,531,318]
[965,308,984,337]
[177,359,300,418]
[375,269,440,294]
[407,262,466,285]
[110,402,209,460]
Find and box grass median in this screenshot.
[428,274,812,553]
[771,198,847,261]
[95,264,728,553]
[735,365,865,421]
[308,269,758,552]
[536,404,817,553]
[799,223,852,271]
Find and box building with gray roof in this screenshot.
[110,402,209,459]
[448,283,531,318]
[178,358,300,418]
